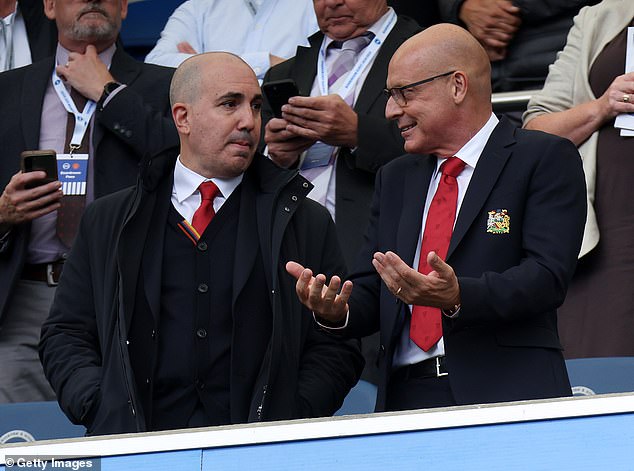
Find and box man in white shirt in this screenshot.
[286,24,587,411]
[0,0,56,71]
[145,0,318,80]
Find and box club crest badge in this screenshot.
[487,209,510,234]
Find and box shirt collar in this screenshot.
[55,42,117,70]
[173,155,243,204]
[435,112,499,173]
[322,6,394,49]
[2,2,17,24]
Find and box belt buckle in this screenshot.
[435,357,448,377]
[46,263,59,287]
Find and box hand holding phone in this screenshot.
[20,150,58,189]
[262,79,300,119]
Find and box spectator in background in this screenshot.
[145,0,318,80]
[0,0,177,403]
[523,0,634,359]
[287,24,586,412]
[387,0,440,28]
[40,52,363,436]
[262,0,420,384]
[1,0,57,71]
[438,0,599,92]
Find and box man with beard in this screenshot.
[0,0,177,402]
[39,52,363,435]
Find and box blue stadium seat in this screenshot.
[335,380,377,416]
[566,357,634,396]
[0,401,85,444]
[120,0,186,59]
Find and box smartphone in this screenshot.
[262,79,300,119]
[20,150,58,189]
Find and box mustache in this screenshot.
[227,131,255,147]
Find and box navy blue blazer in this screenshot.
[345,118,587,410]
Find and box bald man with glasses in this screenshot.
[286,24,587,412]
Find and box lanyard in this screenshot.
[316,9,396,99]
[51,69,97,154]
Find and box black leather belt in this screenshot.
[392,356,448,381]
[21,261,65,286]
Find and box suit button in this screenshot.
[196,328,207,339]
[196,380,205,390]
[197,241,208,251]
[145,378,151,385]
[114,122,121,131]
[198,283,208,293]
[151,329,156,339]
[125,130,132,138]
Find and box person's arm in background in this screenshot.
[144,0,203,68]
[516,0,599,24]
[522,6,634,146]
[438,0,521,60]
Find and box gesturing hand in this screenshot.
[286,261,353,325]
[372,251,460,309]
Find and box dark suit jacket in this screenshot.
[40,150,363,435]
[344,118,587,410]
[0,47,178,324]
[19,0,57,62]
[262,16,421,269]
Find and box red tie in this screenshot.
[192,181,220,235]
[410,157,466,351]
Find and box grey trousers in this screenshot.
[0,280,56,403]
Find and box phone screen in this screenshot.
[263,79,300,118]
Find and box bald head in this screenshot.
[392,23,492,102]
[170,52,257,107]
[385,24,493,156]
[169,51,262,179]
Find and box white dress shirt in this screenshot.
[171,156,243,223]
[1,2,31,72]
[392,113,499,368]
[145,0,318,79]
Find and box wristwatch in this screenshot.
[97,81,122,110]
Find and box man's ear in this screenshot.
[451,71,468,105]
[120,0,129,21]
[172,103,191,135]
[43,0,56,21]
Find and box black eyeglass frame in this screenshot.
[384,70,456,105]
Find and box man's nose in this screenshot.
[385,95,402,121]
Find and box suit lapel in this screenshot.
[232,173,260,308]
[21,58,54,150]
[396,156,435,266]
[447,119,515,258]
[291,33,321,96]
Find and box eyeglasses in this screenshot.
[383,70,456,106]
